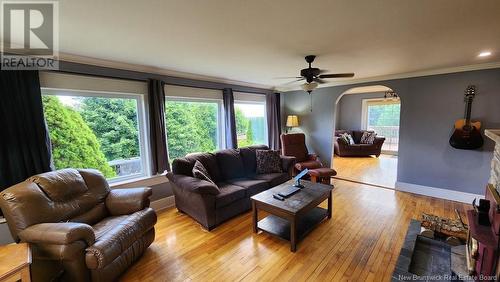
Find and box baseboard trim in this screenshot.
[150,196,175,212]
[395,181,483,204]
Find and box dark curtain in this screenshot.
[223,88,238,149]
[0,70,52,192]
[266,92,282,150]
[148,79,170,174]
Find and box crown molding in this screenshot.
[277,61,500,92]
[58,52,274,90]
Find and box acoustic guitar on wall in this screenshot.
[449,85,484,150]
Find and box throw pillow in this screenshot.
[192,160,215,184]
[255,150,283,174]
[360,131,377,144]
[340,133,355,145]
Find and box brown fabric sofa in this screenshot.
[166,145,296,230]
[334,130,386,157]
[0,168,157,282]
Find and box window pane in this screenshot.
[165,100,218,160]
[42,92,143,179]
[235,103,266,147]
[366,101,400,152]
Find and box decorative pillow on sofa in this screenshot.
[340,133,355,145]
[360,131,377,144]
[255,150,283,174]
[192,160,215,184]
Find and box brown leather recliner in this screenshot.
[0,168,157,282]
[280,133,323,174]
[280,133,337,183]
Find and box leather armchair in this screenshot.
[0,168,157,282]
[280,133,322,174]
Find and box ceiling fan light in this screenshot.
[301,82,318,93]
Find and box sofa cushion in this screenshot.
[185,152,221,182]
[28,169,88,202]
[253,173,291,187]
[226,178,269,197]
[86,208,157,269]
[215,149,245,180]
[171,158,193,176]
[360,131,377,144]
[256,150,282,174]
[192,160,215,184]
[215,183,246,208]
[239,145,269,176]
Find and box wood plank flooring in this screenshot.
[333,155,398,189]
[121,179,470,282]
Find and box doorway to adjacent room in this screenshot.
[332,86,401,189]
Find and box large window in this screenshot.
[234,103,267,147]
[165,98,222,161]
[362,99,400,153]
[41,89,147,181]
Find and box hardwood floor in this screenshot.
[121,179,470,282]
[333,155,398,189]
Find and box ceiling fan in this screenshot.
[279,55,355,93]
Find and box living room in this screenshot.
[1,1,500,281]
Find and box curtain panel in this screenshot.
[266,92,282,150]
[222,88,238,149]
[0,70,52,192]
[148,79,170,174]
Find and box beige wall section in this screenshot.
[39,71,148,94]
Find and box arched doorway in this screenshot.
[331,85,401,189]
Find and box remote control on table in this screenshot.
[273,194,285,201]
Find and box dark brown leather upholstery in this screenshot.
[334,130,386,157]
[167,145,295,230]
[280,133,337,183]
[281,133,323,174]
[0,168,157,282]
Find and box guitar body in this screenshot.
[449,119,484,150]
[449,85,484,150]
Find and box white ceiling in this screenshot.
[53,0,500,89]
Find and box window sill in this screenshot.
[110,172,168,188]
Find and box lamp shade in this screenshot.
[286,115,299,127]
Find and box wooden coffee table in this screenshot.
[251,180,333,252]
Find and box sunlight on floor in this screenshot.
[333,154,398,189]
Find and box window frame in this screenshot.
[361,98,400,154]
[233,99,268,147]
[41,87,151,183]
[164,95,225,156]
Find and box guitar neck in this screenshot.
[464,98,472,125]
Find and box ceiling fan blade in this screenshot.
[319,73,355,78]
[313,78,327,84]
[274,76,303,79]
[282,78,305,85]
[319,69,330,74]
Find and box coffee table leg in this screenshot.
[252,200,258,233]
[290,218,297,252]
[328,191,332,219]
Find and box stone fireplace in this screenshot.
[485,130,500,196]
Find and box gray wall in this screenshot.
[283,68,500,194]
[336,92,385,130]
